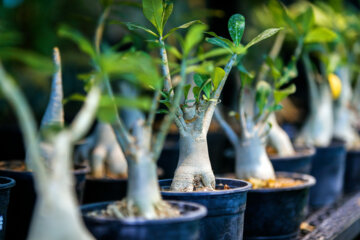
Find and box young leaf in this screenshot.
[164,20,202,39]
[206,38,233,53]
[304,27,337,43]
[273,84,296,104]
[296,7,314,35]
[192,86,201,102]
[199,78,212,99]
[212,67,225,90]
[161,0,173,29]
[255,80,272,115]
[122,22,158,37]
[194,73,206,87]
[58,25,95,58]
[142,0,163,34]
[183,84,191,100]
[245,28,282,49]
[228,14,245,46]
[183,24,207,56]
[237,63,254,86]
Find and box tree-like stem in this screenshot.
[0,63,48,186]
[235,134,275,180]
[159,38,172,92]
[203,53,237,134]
[302,53,319,114]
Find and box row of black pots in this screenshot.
[0,177,15,240]
[81,173,315,240]
[0,161,89,240]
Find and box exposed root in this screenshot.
[171,171,215,192]
[88,199,180,219]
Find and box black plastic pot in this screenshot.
[244,172,315,240]
[159,178,251,240]
[81,200,207,240]
[309,142,346,207]
[0,177,15,240]
[83,178,127,204]
[0,161,89,240]
[344,149,360,193]
[270,146,315,174]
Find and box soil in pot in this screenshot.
[244,172,315,240]
[269,146,315,174]
[344,149,360,193]
[81,200,207,240]
[0,160,89,240]
[0,177,15,240]
[309,141,346,208]
[160,178,251,240]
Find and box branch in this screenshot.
[302,52,319,113]
[40,47,64,128]
[95,6,111,54]
[237,73,249,139]
[214,108,238,147]
[145,88,160,129]
[159,38,172,92]
[203,53,237,134]
[0,63,48,188]
[152,59,188,161]
[256,31,286,82]
[70,85,101,143]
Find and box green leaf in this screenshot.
[58,25,95,58]
[192,86,201,102]
[161,0,173,29]
[100,95,152,110]
[255,80,272,115]
[63,93,86,105]
[273,84,296,104]
[183,84,191,99]
[199,78,212,99]
[237,63,254,86]
[164,20,202,39]
[245,28,282,49]
[228,14,245,46]
[142,0,163,34]
[206,32,234,47]
[183,24,207,56]
[194,73,206,87]
[212,67,225,90]
[304,27,337,43]
[122,22,158,37]
[296,7,314,35]
[268,104,283,112]
[206,38,233,53]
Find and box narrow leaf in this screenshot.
[164,20,202,39]
[273,84,296,104]
[183,24,207,56]
[121,21,158,37]
[206,38,233,53]
[142,0,163,33]
[245,28,282,49]
[304,27,337,43]
[161,0,173,29]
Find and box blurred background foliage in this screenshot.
[1,0,360,159]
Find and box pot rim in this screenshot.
[81,200,207,225]
[269,146,315,161]
[0,176,16,190]
[249,171,316,193]
[159,178,252,196]
[85,176,127,183]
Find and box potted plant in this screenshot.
[0,47,97,240]
[0,46,89,240]
[67,2,209,239]
[292,1,347,208]
[150,6,282,240]
[212,1,340,238]
[0,176,15,239]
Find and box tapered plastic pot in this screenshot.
[0,177,15,240]
[0,160,89,240]
[270,146,315,174]
[83,178,127,204]
[81,200,207,240]
[159,178,251,240]
[309,142,346,207]
[244,172,315,240]
[344,149,360,193]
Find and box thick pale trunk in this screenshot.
[171,133,215,192]
[296,82,333,147]
[126,154,162,218]
[28,132,94,240]
[267,114,295,156]
[236,135,275,180]
[76,123,127,178]
[333,67,360,148]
